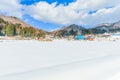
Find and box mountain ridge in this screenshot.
[52,24,86,37]
[0,14,46,38]
[0,14,120,38]
[52,21,120,37]
[0,14,31,28]
[91,21,120,34]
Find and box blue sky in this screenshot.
[0,0,120,31]
[20,0,75,6]
[22,14,61,31]
[20,0,75,31]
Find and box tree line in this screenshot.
[0,18,45,39]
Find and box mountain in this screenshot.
[0,14,30,27]
[1,14,120,39]
[112,21,120,29]
[91,21,120,34]
[52,24,87,37]
[0,14,46,38]
[53,21,120,37]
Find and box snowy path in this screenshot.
[0,40,120,80]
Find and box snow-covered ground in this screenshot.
[0,40,120,80]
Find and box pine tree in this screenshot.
[6,24,16,36]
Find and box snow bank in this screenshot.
[0,40,120,80]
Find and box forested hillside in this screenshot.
[0,17,46,39]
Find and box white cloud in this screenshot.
[0,0,120,27]
[82,4,120,26]
[24,0,120,27]
[0,0,23,18]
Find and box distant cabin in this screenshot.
[75,35,85,40]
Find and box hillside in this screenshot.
[92,21,120,34]
[52,24,90,37]
[0,15,46,39]
[1,14,120,39]
[51,21,120,37]
[0,14,31,27]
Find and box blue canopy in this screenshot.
[75,35,85,40]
